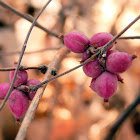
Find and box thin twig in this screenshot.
[0,65,47,71]
[0,46,62,56]
[0,0,52,111]
[101,15,140,54]
[119,36,140,39]
[32,52,99,91]
[0,0,59,38]
[104,90,140,140]
[15,47,69,140]
[32,15,140,91]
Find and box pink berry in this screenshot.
[9,69,28,87]
[0,83,10,99]
[106,49,118,58]
[89,32,114,50]
[83,58,103,78]
[89,78,96,92]
[95,72,117,100]
[81,51,91,62]
[26,79,40,100]
[63,31,89,53]
[8,89,29,121]
[106,52,134,73]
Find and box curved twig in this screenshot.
[0,0,59,38]
[15,47,69,140]
[0,0,52,111]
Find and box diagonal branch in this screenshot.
[0,0,59,38]
[104,89,140,140]
[15,47,69,140]
[0,0,52,111]
[119,36,140,39]
[32,15,140,91]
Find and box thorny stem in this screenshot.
[0,0,59,38]
[32,14,140,92]
[104,90,140,140]
[0,0,52,111]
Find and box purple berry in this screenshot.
[8,89,29,121]
[26,79,40,100]
[89,78,96,92]
[106,49,118,58]
[83,58,103,78]
[81,51,91,62]
[63,31,89,53]
[0,83,10,99]
[89,32,114,50]
[9,69,28,87]
[106,52,134,73]
[95,72,117,100]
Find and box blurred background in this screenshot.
[0,0,140,140]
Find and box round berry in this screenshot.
[95,72,117,100]
[8,89,29,121]
[106,52,133,73]
[9,69,28,87]
[89,32,114,50]
[83,58,103,78]
[89,78,96,92]
[63,31,89,53]
[0,83,10,99]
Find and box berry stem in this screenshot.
[0,0,52,112]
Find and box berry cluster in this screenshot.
[63,31,136,102]
[0,67,40,122]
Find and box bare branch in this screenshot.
[0,0,52,111]
[32,15,140,91]
[119,36,140,39]
[0,0,59,38]
[0,46,62,56]
[104,89,140,140]
[15,47,69,140]
[101,15,140,54]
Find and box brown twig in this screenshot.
[0,65,47,71]
[0,0,52,111]
[101,15,140,55]
[15,47,69,140]
[0,46,62,56]
[0,0,59,38]
[104,89,140,140]
[119,36,140,39]
[32,14,140,91]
